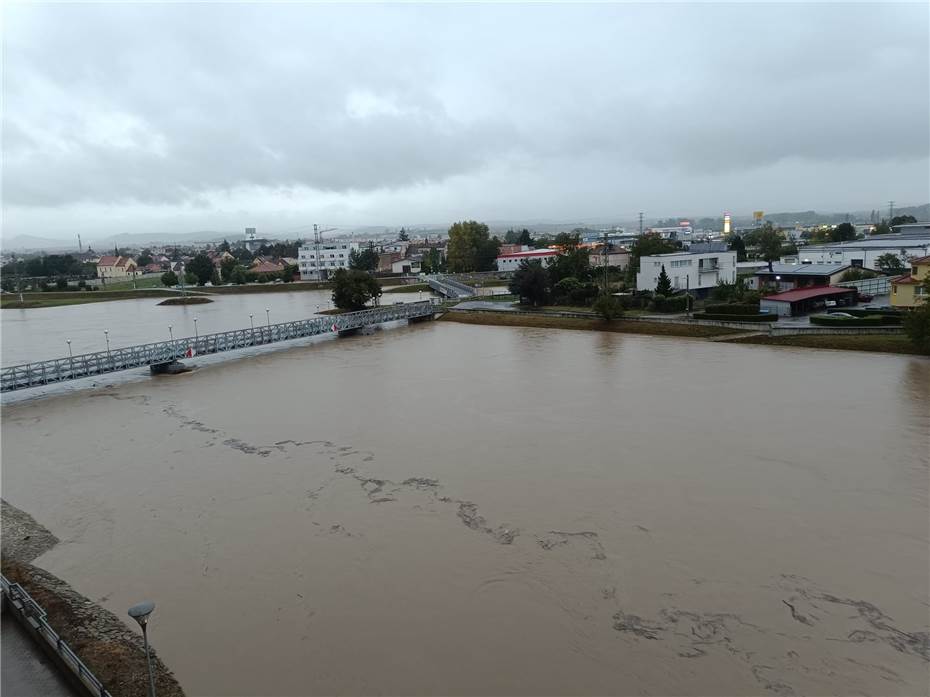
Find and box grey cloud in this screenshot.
[1,2,927,224]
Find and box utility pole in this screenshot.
[602,231,609,295]
[78,234,82,253]
[638,212,644,236]
[888,200,895,221]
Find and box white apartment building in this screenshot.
[636,250,737,297]
[784,233,930,269]
[298,242,360,280]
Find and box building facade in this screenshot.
[891,256,930,308]
[784,233,930,269]
[636,250,737,295]
[495,249,560,271]
[96,256,138,280]
[298,242,359,280]
[749,262,852,291]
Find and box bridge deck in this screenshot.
[426,275,476,298]
[1,301,436,393]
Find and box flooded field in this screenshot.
[2,321,928,695]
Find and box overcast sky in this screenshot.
[3,2,928,242]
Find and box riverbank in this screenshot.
[1,289,179,309]
[442,309,927,355]
[1,500,185,697]
[441,310,742,338]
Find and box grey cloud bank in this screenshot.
[2,2,928,240]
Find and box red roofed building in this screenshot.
[759,286,857,317]
[495,248,561,271]
[251,260,286,275]
[96,255,138,280]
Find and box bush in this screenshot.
[55,277,69,290]
[650,295,690,313]
[903,303,930,353]
[161,270,178,287]
[809,314,894,327]
[592,294,624,320]
[77,280,87,289]
[704,303,761,315]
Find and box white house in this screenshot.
[298,242,359,280]
[785,232,930,268]
[495,249,560,271]
[636,250,737,296]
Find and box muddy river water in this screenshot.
[2,320,928,695]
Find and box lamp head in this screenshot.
[128,601,155,628]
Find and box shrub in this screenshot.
[650,295,690,313]
[55,277,69,290]
[592,294,624,320]
[903,302,930,353]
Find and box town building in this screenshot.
[891,255,930,308]
[760,286,858,317]
[298,241,359,280]
[391,256,422,274]
[96,255,138,280]
[785,232,930,268]
[586,244,630,270]
[495,249,560,271]
[636,250,737,296]
[749,262,852,291]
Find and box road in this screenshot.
[1,609,78,697]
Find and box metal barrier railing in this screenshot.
[1,573,113,697]
[1,300,438,392]
[835,276,893,295]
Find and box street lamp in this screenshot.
[265,308,270,328]
[249,314,254,331]
[193,318,198,340]
[66,339,73,358]
[127,601,157,697]
[104,330,111,362]
[168,325,173,341]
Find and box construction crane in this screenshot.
[312,224,338,280]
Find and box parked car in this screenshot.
[828,312,856,318]
[825,300,837,308]
[857,293,873,303]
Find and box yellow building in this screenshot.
[890,256,930,308]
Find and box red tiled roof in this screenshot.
[251,261,284,274]
[762,286,856,302]
[496,249,560,259]
[892,274,920,285]
[910,255,930,264]
[97,256,120,266]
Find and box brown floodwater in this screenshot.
[2,321,928,696]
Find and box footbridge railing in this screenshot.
[426,275,476,298]
[1,301,438,393]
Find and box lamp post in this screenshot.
[104,330,111,365]
[265,308,270,328]
[66,339,74,375]
[193,318,198,340]
[249,314,254,331]
[128,602,157,697]
[168,325,173,342]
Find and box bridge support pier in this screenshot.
[337,328,359,338]
[408,314,435,324]
[150,361,190,376]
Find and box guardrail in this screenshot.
[426,275,476,298]
[2,573,113,697]
[1,300,438,392]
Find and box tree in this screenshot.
[508,259,549,306]
[210,268,222,286]
[331,269,382,310]
[230,266,248,285]
[592,294,624,320]
[902,277,930,353]
[874,252,907,274]
[872,220,892,235]
[219,239,231,253]
[627,233,678,280]
[829,222,857,243]
[137,249,154,267]
[421,247,443,274]
[186,253,215,285]
[728,235,747,262]
[349,245,379,271]
[447,220,500,272]
[547,232,591,285]
[161,270,178,287]
[655,265,673,296]
[184,271,198,285]
[890,215,917,227]
[220,256,238,282]
[516,229,534,246]
[754,222,784,270]
[398,227,410,241]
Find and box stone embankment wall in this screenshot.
[1,500,185,697]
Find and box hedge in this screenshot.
[693,312,772,323]
[704,303,761,315]
[810,314,896,327]
[842,308,903,319]
[650,295,690,312]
